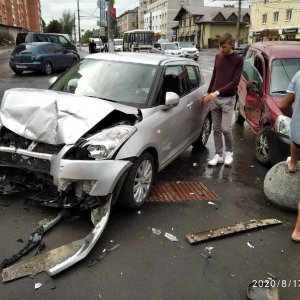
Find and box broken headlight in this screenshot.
[82,125,136,160]
[274,115,291,137]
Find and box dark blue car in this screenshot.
[9,42,80,75]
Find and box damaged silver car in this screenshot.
[0,52,211,280]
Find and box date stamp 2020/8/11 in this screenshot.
[252,279,300,288]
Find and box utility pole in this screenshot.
[74,12,77,45]
[77,0,81,48]
[236,0,242,47]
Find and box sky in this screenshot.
[40,0,249,32]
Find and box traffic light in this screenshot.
[111,7,116,28]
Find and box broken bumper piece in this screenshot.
[2,196,111,282]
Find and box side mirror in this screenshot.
[165,92,180,108]
[49,76,58,87]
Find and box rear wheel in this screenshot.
[193,114,212,149]
[118,152,155,210]
[44,61,52,75]
[255,126,271,165]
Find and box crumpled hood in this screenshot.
[0,88,139,145]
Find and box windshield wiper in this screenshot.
[272,90,286,94]
[88,95,117,102]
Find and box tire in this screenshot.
[118,152,155,210]
[44,61,53,75]
[235,99,245,124]
[255,126,271,165]
[13,69,23,75]
[192,114,212,149]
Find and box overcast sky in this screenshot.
[40,0,249,32]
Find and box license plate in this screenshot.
[16,65,27,69]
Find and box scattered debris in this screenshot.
[247,282,279,300]
[2,197,111,282]
[34,282,43,290]
[151,228,162,235]
[88,243,120,267]
[193,163,198,167]
[205,246,214,254]
[208,201,218,209]
[1,210,68,271]
[267,272,277,280]
[35,241,46,256]
[186,219,282,244]
[247,241,255,249]
[16,239,24,244]
[164,232,179,242]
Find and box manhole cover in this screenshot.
[147,181,218,202]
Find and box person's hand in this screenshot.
[203,92,218,105]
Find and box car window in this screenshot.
[243,61,262,89]
[164,66,188,97]
[53,43,64,52]
[270,58,300,95]
[186,66,200,90]
[51,58,157,108]
[35,34,49,42]
[58,36,69,45]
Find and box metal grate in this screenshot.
[147,181,218,202]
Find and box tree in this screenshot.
[44,20,63,33]
[60,10,75,36]
[81,30,93,44]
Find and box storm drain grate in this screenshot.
[147,181,218,202]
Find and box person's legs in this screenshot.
[221,96,235,152]
[292,201,300,241]
[208,105,224,166]
[288,141,300,173]
[211,106,223,155]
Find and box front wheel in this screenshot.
[118,152,155,210]
[192,114,212,149]
[255,126,271,165]
[44,61,53,75]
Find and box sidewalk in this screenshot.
[0,46,13,55]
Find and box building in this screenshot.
[117,8,138,36]
[174,5,250,48]
[0,0,42,42]
[250,0,300,42]
[139,0,201,41]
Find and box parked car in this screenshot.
[9,42,80,75]
[152,42,183,57]
[234,43,249,57]
[235,41,300,165]
[173,41,199,60]
[16,32,77,52]
[1,52,211,211]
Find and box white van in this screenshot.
[113,39,123,51]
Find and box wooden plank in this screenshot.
[186,218,282,244]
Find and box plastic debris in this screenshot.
[208,201,217,206]
[247,241,255,249]
[164,232,179,242]
[152,228,162,235]
[88,243,120,267]
[205,246,214,254]
[35,282,43,289]
[193,163,198,167]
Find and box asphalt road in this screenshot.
[0,49,299,300]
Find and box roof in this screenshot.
[174,5,250,23]
[250,41,300,59]
[85,52,195,66]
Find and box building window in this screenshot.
[262,14,267,24]
[273,11,279,23]
[286,9,292,21]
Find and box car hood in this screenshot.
[181,47,198,51]
[0,88,139,145]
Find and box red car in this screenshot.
[235,41,300,165]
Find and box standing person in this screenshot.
[204,32,243,166]
[89,39,96,54]
[278,70,300,241]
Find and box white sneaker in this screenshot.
[208,154,224,166]
[224,151,233,165]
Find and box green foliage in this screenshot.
[60,10,75,36]
[44,20,63,33]
[80,30,93,43]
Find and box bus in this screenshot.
[123,29,155,52]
